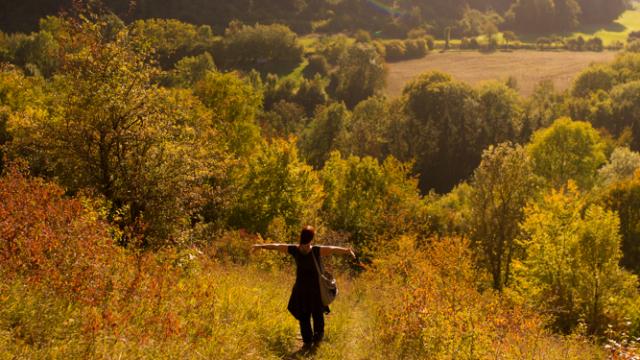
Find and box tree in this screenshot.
[477,81,523,148]
[515,184,639,335]
[602,171,640,275]
[219,22,304,76]
[526,118,606,189]
[572,64,617,97]
[299,102,351,168]
[470,143,538,290]
[341,96,391,161]
[329,44,386,109]
[6,18,217,246]
[399,71,482,193]
[193,70,263,157]
[598,147,640,185]
[164,52,216,87]
[320,153,424,259]
[503,31,518,49]
[229,138,324,236]
[610,81,640,150]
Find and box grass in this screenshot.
[567,5,640,45]
[385,50,617,98]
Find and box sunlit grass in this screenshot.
[568,6,640,44]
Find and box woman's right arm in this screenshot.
[252,243,291,254]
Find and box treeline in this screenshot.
[2,9,640,342]
[0,0,631,37]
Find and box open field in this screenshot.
[385,50,618,97]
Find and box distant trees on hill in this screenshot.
[0,0,632,37]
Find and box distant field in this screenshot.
[385,50,618,98]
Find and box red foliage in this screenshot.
[0,162,123,306]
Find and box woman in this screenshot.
[252,226,355,348]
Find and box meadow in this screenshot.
[385,50,618,97]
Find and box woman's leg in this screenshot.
[311,310,324,342]
[299,311,313,344]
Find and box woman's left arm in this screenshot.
[318,246,356,258]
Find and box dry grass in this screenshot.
[385,50,618,97]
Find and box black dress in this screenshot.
[287,245,330,320]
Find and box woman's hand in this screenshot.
[348,247,356,259]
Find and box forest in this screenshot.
[0,0,633,36]
[1,1,640,359]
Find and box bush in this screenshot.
[366,236,603,358]
[424,35,435,50]
[302,54,329,79]
[384,40,407,62]
[354,29,372,43]
[404,39,427,58]
[627,39,640,53]
[585,37,604,52]
[0,163,124,305]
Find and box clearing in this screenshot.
[385,50,618,97]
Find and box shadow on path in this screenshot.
[286,344,318,359]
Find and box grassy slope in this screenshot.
[0,256,605,359]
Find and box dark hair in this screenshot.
[300,225,315,245]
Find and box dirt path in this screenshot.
[385,50,618,97]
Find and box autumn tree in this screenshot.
[470,143,538,290]
[6,17,217,246]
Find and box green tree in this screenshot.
[329,44,386,109]
[341,96,391,161]
[220,22,304,75]
[526,118,606,189]
[470,143,538,290]
[515,184,639,335]
[320,152,424,259]
[300,102,351,168]
[603,171,640,274]
[193,70,263,157]
[164,52,216,87]
[6,19,217,246]
[399,71,481,193]
[572,64,617,97]
[610,81,640,150]
[598,147,640,185]
[229,138,324,236]
[477,81,523,148]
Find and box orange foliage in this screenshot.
[0,162,123,306]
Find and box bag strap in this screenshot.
[311,246,322,275]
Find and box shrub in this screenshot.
[0,163,124,305]
[585,37,604,52]
[627,39,640,53]
[404,39,427,58]
[424,35,436,50]
[384,40,407,62]
[354,29,372,43]
[302,54,329,79]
